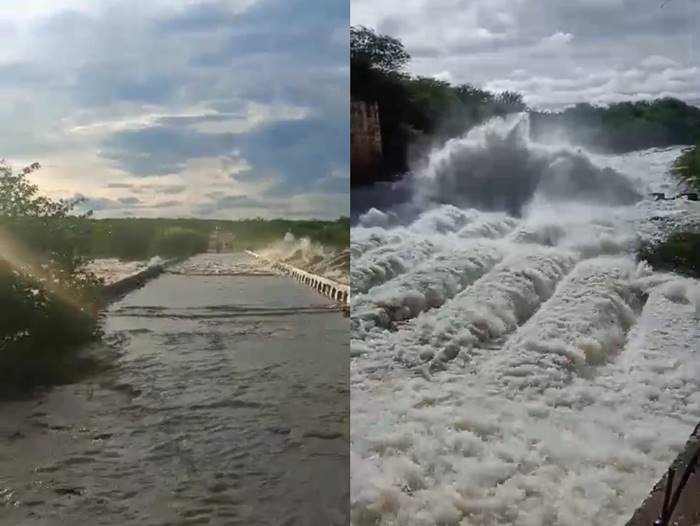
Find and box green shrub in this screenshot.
[637,232,700,278]
[671,141,700,192]
[0,162,102,396]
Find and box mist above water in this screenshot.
[259,232,350,284]
[411,113,643,216]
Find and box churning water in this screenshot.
[1,253,349,526]
[350,114,700,526]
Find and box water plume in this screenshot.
[411,113,643,216]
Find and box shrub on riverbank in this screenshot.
[0,162,102,396]
[637,143,700,278]
[671,140,700,192]
[638,232,700,279]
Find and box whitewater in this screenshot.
[350,114,700,526]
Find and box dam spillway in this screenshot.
[245,250,350,305]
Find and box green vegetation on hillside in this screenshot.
[351,26,700,184]
[1,162,102,396]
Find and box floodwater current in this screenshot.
[1,253,349,526]
[350,115,700,526]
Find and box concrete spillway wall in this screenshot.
[625,423,700,526]
[246,250,350,305]
[100,257,184,305]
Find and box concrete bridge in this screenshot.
[245,250,350,305]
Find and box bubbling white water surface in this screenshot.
[350,115,700,526]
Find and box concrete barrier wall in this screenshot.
[100,257,184,305]
[246,250,350,305]
[625,423,700,526]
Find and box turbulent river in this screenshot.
[1,253,349,526]
[350,115,700,526]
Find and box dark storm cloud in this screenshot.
[242,116,349,195]
[118,196,142,206]
[101,126,238,176]
[74,193,181,213]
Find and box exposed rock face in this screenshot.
[351,100,382,186]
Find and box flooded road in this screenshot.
[1,253,349,526]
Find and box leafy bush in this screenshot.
[0,162,102,396]
[671,140,700,192]
[637,232,700,278]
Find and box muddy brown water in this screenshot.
[0,253,349,526]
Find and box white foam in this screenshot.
[353,242,503,330]
[351,136,700,526]
[352,238,437,295]
[407,249,577,367]
[486,257,644,391]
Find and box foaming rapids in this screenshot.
[411,113,643,216]
[350,114,700,525]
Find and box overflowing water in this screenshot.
[1,253,349,526]
[259,234,350,285]
[350,114,700,526]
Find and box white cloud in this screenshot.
[544,31,573,46]
[63,101,310,137]
[640,54,680,70]
[0,1,95,22]
[433,70,453,83]
[352,0,699,110]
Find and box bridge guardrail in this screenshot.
[245,250,350,305]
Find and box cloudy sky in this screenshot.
[352,0,699,110]
[0,0,348,219]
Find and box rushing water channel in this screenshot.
[350,116,700,526]
[1,253,349,526]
